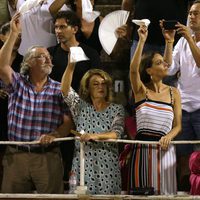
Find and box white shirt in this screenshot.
[169,37,200,112]
[8,0,69,55]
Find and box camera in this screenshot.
[163,20,178,30]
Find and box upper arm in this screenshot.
[111,105,125,138]
[129,69,144,94]
[173,88,182,130]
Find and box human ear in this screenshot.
[73,26,79,34]
[146,67,152,75]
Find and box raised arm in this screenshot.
[49,0,69,17]
[61,55,76,96]
[161,20,176,66]
[0,13,21,85]
[129,26,147,95]
[176,23,200,68]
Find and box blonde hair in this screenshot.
[79,69,113,104]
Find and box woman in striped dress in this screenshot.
[128,25,182,195]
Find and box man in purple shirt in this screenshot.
[0,13,70,193]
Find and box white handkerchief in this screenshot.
[18,0,47,14]
[82,0,100,22]
[70,47,89,63]
[132,19,151,27]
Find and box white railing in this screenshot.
[1,137,200,195]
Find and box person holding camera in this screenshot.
[163,0,200,192]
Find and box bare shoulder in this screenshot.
[171,87,181,104]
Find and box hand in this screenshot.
[115,25,128,39]
[39,134,56,145]
[10,12,21,35]
[160,20,176,42]
[159,135,172,150]
[80,133,98,142]
[0,89,8,99]
[176,22,192,41]
[137,25,148,42]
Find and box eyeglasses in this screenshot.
[32,54,52,61]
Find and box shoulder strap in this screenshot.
[169,86,174,105]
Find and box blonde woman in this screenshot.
[61,62,124,194]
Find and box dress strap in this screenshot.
[145,88,149,101]
[169,86,174,105]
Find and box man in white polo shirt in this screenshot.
[163,0,200,191]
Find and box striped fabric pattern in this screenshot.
[129,99,177,195]
[136,100,174,137]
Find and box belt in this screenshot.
[9,144,58,153]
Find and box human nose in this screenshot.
[163,61,169,67]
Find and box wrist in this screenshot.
[165,39,174,44]
[50,130,60,138]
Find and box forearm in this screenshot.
[0,32,17,71]
[167,126,181,140]
[49,0,67,17]
[95,131,118,140]
[61,63,75,96]
[50,115,74,138]
[163,39,174,66]
[187,37,200,68]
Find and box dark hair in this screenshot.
[54,10,81,29]
[69,0,76,11]
[0,22,10,35]
[140,51,160,84]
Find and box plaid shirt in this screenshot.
[7,72,68,141]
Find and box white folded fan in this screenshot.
[132,19,151,27]
[82,0,100,22]
[18,0,47,14]
[69,47,89,63]
[98,10,130,55]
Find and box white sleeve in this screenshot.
[168,38,183,75]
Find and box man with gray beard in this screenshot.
[0,13,70,193]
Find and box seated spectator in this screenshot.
[61,58,125,194]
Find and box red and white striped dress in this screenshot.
[128,88,177,195]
